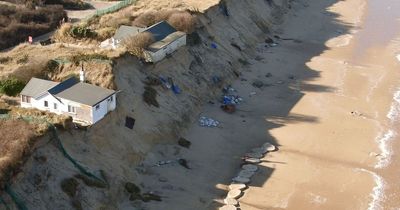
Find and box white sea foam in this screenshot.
[386,89,400,121]
[396,54,400,62]
[375,130,396,169]
[358,168,386,210]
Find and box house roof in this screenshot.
[48,77,79,95]
[147,31,186,52]
[54,82,116,106]
[114,25,145,41]
[20,78,58,98]
[144,21,177,42]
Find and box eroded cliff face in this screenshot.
[1,0,290,209]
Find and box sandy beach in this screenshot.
[136,0,400,209]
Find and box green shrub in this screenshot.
[46,60,60,72]
[0,78,26,96]
[69,26,97,39]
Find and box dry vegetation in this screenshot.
[0,98,72,189]
[123,32,154,58]
[0,43,120,89]
[0,4,67,50]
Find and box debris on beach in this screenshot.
[178,158,190,169]
[243,157,261,164]
[199,116,220,127]
[221,104,236,114]
[252,80,266,88]
[153,160,173,167]
[178,137,191,148]
[222,95,243,105]
[249,91,257,96]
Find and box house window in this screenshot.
[54,103,57,110]
[68,105,76,113]
[44,101,48,107]
[107,95,113,102]
[21,95,31,103]
[95,104,100,110]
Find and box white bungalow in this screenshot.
[100,21,186,63]
[20,73,116,125]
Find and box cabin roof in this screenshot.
[143,21,177,42]
[114,25,145,41]
[20,78,58,98]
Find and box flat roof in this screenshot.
[147,31,186,52]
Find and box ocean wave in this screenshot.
[375,130,396,169]
[386,88,400,121]
[357,168,386,210]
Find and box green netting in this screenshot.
[0,114,107,209]
[4,184,27,210]
[48,125,108,186]
[84,0,136,21]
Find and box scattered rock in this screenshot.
[178,158,190,169]
[227,189,242,199]
[219,205,237,210]
[178,137,191,148]
[232,176,250,184]
[265,73,272,77]
[125,182,141,194]
[242,164,258,172]
[245,152,263,159]
[288,75,295,80]
[276,80,284,84]
[252,80,265,88]
[224,198,238,206]
[243,157,261,164]
[141,192,162,202]
[228,183,246,190]
[238,170,255,179]
[251,147,267,154]
[61,178,79,197]
[262,143,276,152]
[265,37,274,44]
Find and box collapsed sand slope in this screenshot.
[0,0,290,209]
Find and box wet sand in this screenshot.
[137,0,400,209]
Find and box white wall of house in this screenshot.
[145,35,187,63]
[92,94,116,124]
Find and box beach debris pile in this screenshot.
[199,116,220,127]
[220,85,243,114]
[219,142,277,210]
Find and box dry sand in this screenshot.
[136,0,400,209]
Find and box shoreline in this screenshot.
[136,0,400,209]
